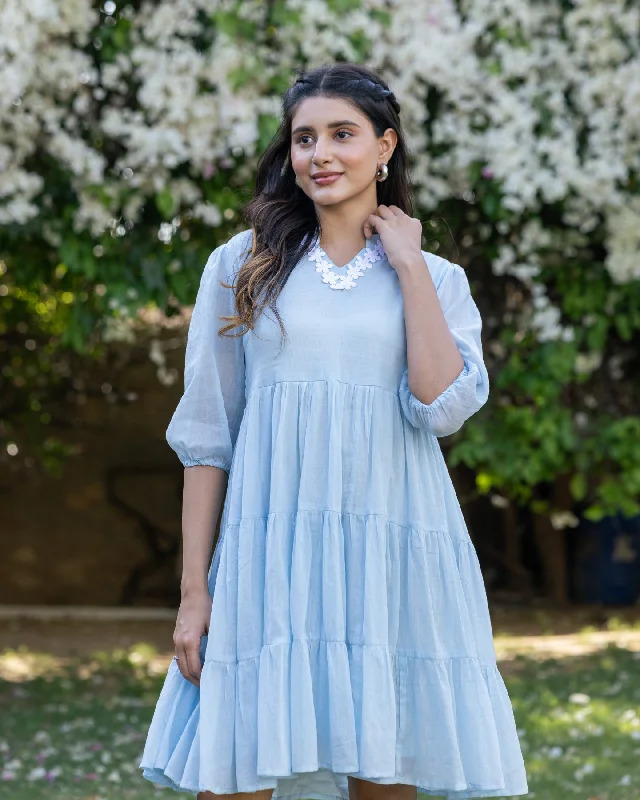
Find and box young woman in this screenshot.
[140,62,528,800]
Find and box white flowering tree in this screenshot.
[2,0,639,597]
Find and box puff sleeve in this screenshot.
[398,260,490,438]
[165,241,246,473]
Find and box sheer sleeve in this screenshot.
[165,240,246,473]
[398,259,490,438]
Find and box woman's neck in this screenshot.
[315,198,379,253]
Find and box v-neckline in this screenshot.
[312,233,380,270]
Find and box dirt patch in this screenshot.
[0,617,176,658]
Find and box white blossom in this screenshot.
[0,0,638,317]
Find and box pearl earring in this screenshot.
[376,163,389,182]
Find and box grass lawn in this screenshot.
[2,610,640,799]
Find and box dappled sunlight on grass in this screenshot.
[0,644,171,799]
[505,644,640,799]
[0,643,173,683]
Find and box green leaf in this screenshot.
[614,313,632,341]
[228,66,255,91]
[212,11,257,38]
[257,114,281,153]
[269,0,302,26]
[570,472,587,501]
[586,317,608,350]
[349,30,371,60]
[155,189,175,219]
[327,0,361,12]
[481,192,501,219]
[370,9,392,26]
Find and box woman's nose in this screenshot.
[312,136,332,161]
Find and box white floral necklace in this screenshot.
[307,234,387,290]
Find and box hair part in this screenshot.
[219,62,415,351]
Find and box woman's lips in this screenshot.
[312,173,343,185]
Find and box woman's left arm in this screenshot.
[397,256,490,437]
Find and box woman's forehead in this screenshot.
[291,96,367,130]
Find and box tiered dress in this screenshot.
[139,228,529,799]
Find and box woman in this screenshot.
[140,62,528,800]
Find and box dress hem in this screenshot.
[141,765,529,799]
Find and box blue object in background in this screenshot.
[571,512,640,605]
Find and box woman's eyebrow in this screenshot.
[292,120,362,135]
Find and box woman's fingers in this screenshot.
[183,635,203,686]
[175,638,202,686]
[175,642,193,684]
[173,590,211,687]
[363,218,375,238]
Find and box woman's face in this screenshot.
[290,95,395,207]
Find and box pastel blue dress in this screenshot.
[139,228,529,799]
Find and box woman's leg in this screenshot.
[198,790,275,800]
[347,776,417,800]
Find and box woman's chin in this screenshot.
[309,186,355,206]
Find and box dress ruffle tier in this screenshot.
[140,381,528,798]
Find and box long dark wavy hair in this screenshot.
[219,62,415,349]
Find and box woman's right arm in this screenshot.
[173,464,228,686]
[165,233,250,686]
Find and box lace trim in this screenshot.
[307,236,387,290]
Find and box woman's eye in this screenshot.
[296,130,352,145]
